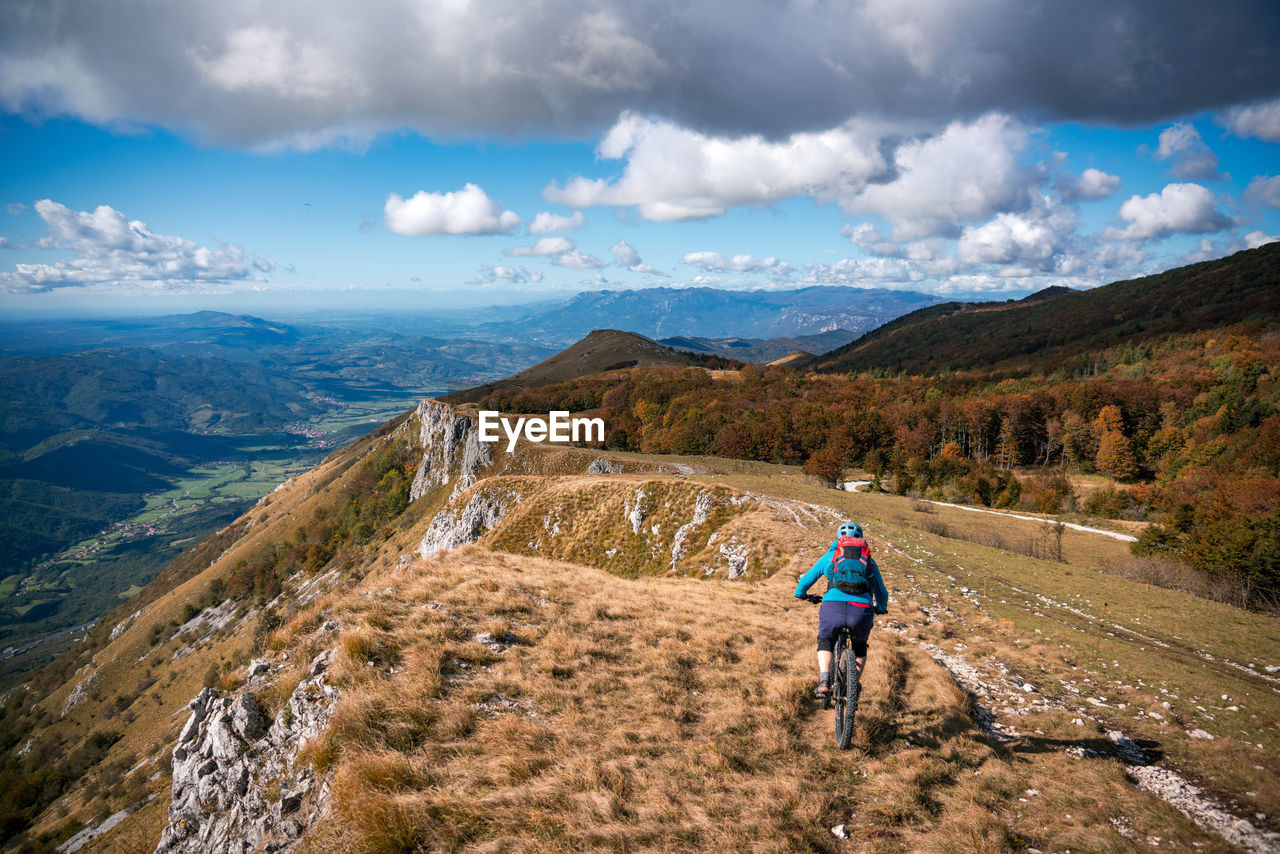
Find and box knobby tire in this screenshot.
[833,634,855,748]
[834,635,855,747]
[843,646,860,746]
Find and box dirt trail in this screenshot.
[787,491,1278,852]
[840,480,1138,541]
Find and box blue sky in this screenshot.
[1,0,1278,317]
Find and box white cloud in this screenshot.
[610,240,640,267]
[1056,167,1120,201]
[551,249,606,270]
[1086,241,1148,275]
[0,199,258,293]
[955,196,1078,270]
[505,236,575,257]
[1154,122,1225,181]
[800,257,922,285]
[680,251,790,274]
[472,264,544,285]
[5,203,27,215]
[543,111,1041,236]
[384,183,519,236]
[543,112,884,221]
[528,210,586,234]
[842,113,1037,240]
[1108,183,1231,241]
[1220,98,1280,142]
[608,238,661,274]
[1244,230,1277,249]
[1245,175,1280,209]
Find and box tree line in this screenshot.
[479,325,1279,605]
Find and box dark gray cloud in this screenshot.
[2,0,1278,147]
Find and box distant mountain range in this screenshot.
[438,244,1280,397]
[0,310,302,355]
[811,243,1280,375]
[437,285,943,347]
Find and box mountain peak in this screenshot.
[1020,285,1077,302]
[438,329,710,403]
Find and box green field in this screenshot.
[0,392,429,689]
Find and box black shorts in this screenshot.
[817,601,873,656]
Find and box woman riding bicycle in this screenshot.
[794,522,889,700]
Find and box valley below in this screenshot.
[0,391,430,690]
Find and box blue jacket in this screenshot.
[794,541,889,611]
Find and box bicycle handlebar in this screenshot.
[799,594,887,614]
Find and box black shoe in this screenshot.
[814,679,830,699]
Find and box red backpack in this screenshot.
[829,535,871,595]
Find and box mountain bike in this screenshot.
[805,595,862,749]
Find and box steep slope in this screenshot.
[2,400,1278,853]
[813,243,1280,375]
[438,330,715,404]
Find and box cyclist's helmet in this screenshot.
[837,521,863,538]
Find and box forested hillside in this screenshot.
[815,243,1280,375]
[479,325,1280,607]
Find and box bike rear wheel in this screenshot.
[832,634,854,748]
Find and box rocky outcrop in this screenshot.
[669,490,714,570]
[155,651,339,854]
[62,667,97,717]
[58,795,156,853]
[587,457,623,474]
[109,608,145,642]
[418,483,522,559]
[404,400,491,502]
[718,540,751,579]
[625,487,647,534]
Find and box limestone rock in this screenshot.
[418,484,520,558]
[404,400,491,503]
[154,651,338,854]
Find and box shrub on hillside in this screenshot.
[802,444,844,487]
[1024,470,1076,514]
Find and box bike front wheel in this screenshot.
[833,643,859,749]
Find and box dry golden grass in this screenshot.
[17,431,1273,853]
[480,476,785,579]
[299,545,1223,853]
